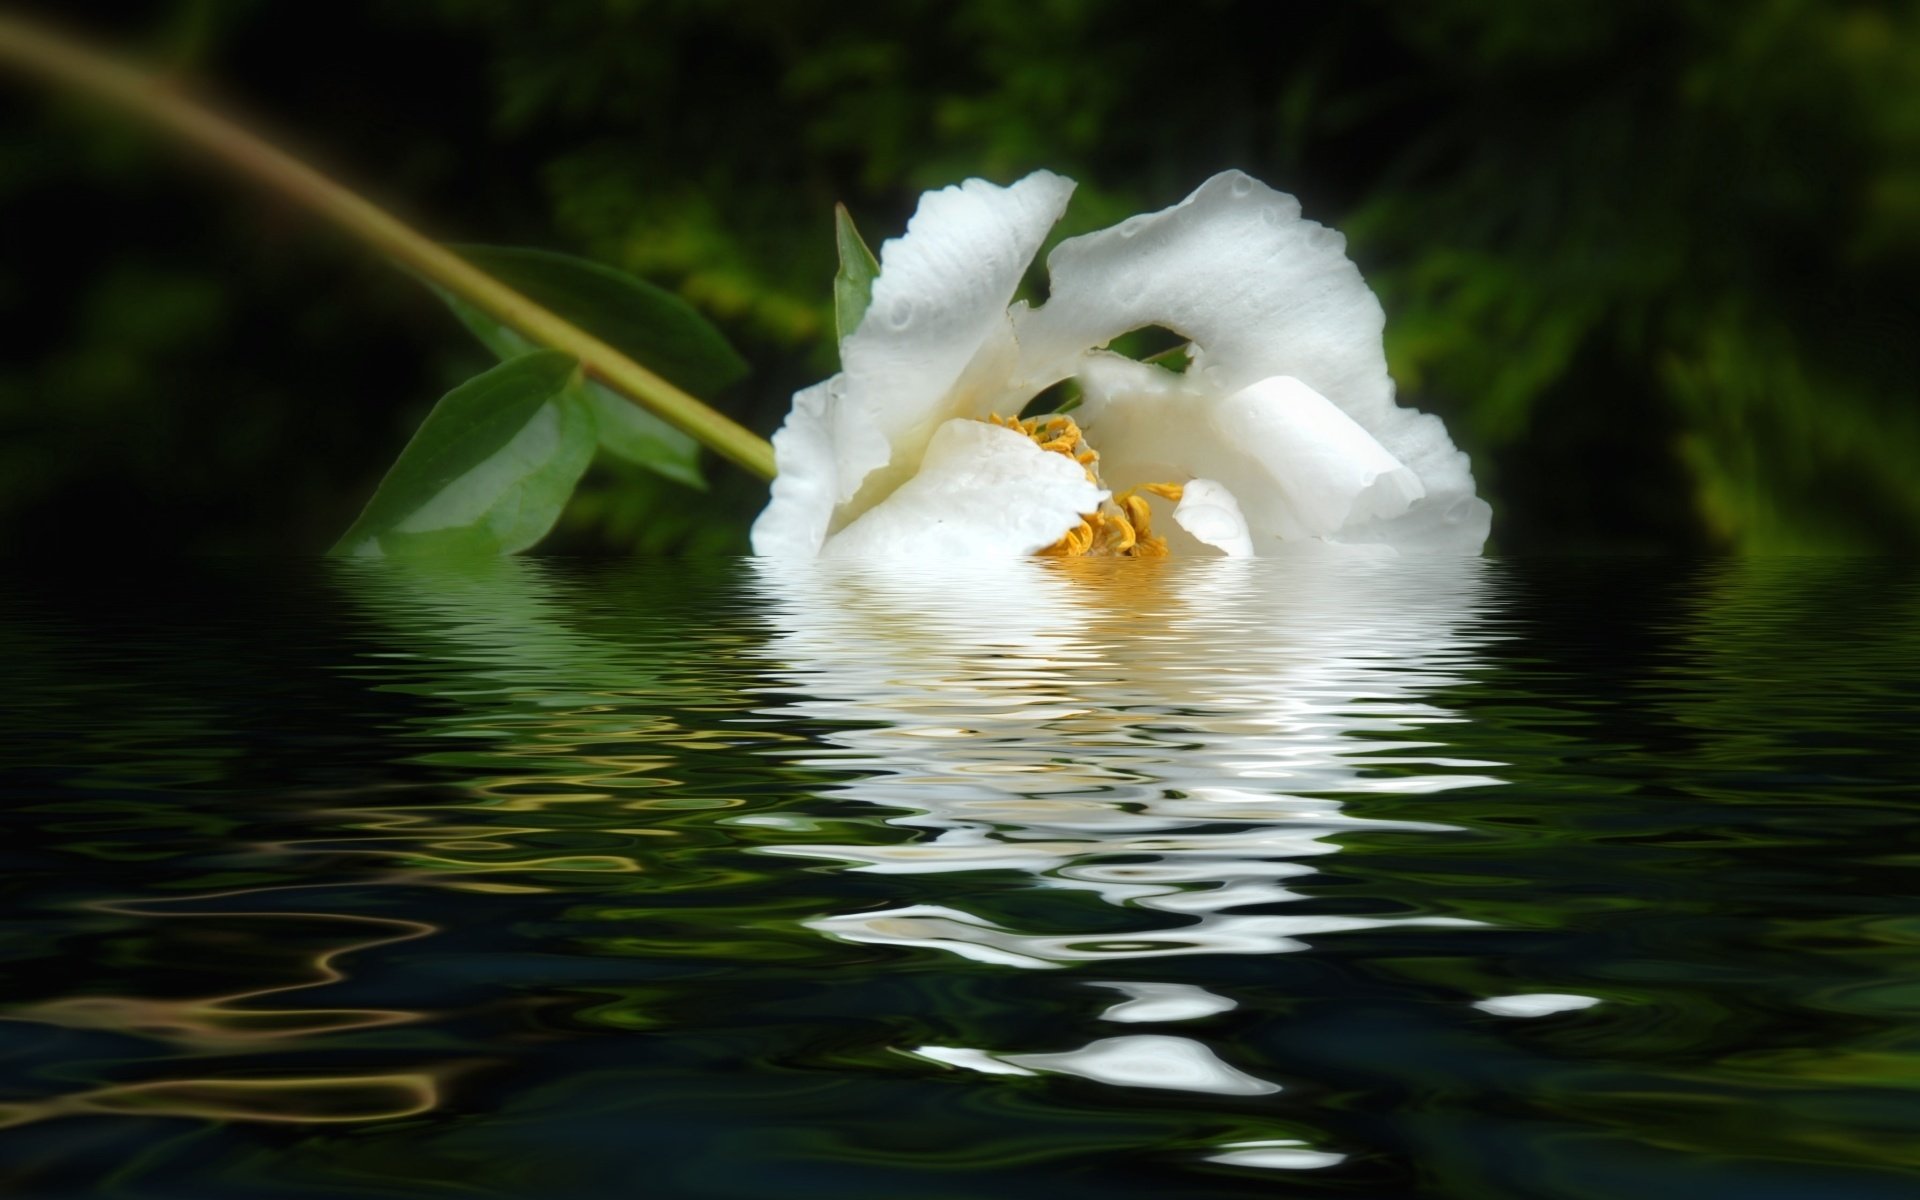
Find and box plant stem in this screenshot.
[0,12,777,481]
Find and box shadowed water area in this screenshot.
[0,558,1915,1199]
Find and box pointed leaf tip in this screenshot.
[330,351,597,559]
[833,203,881,344]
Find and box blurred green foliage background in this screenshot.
[1,0,1915,554]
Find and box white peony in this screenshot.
[751,170,1490,558]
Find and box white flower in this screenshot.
[751,170,1491,558]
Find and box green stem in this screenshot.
[0,12,776,481]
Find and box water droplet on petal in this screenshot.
[888,299,914,330]
[1230,176,1254,198]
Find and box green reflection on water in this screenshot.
[0,559,1915,1199]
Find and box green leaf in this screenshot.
[331,351,597,558]
[833,203,881,342]
[579,385,706,489]
[442,289,706,488]
[450,245,747,396]
[441,288,533,363]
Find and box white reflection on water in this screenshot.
[751,557,1500,961]
[1472,993,1602,1018]
[914,1034,1283,1096]
[1093,981,1237,1023]
[749,556,1503,1111]
[1207,1139,1350,1170]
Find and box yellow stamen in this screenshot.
[991,412,1101,483]
[985,412,1184,558]
[1037,518,1095,557]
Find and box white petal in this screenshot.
[1171,478,1254,557]
[820,419,1105,558]
[749,378,841,556]
[1078,357,1422,549]
[1016,171,1385,402]
[1217,376,1424,535]
[754,172,1075,557]
[1334,459,1492,556]
[833,172,1074,497]
[1020,171,1487,553]
[1082,355,1413,549]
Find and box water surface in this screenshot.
[0,558,1915,1198]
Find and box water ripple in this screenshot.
[1,559,1915,1199]
[745,556,1503,1156]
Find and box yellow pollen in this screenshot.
[986,413,1185,558]
[989,412,1101,484]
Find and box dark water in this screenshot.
[1,558,1916,1199]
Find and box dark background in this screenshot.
[1,0,1915,554]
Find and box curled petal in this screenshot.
[1171,479,1254,558]
[1016,171,1388,404]
[1335,481,1492,556]
[821,419,1106,558]
[1021,171,1486,553]
[1078,357,1435,550]
[757,172,1075,554]
[1214,376,1423,539]
[833,172,1075,500]
[750,379,841,556]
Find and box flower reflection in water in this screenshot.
[750,556,1503,1162]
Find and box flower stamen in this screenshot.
[985,413,1183,559]
[989,412,1101,484]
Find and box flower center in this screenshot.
[985,413,1185,558]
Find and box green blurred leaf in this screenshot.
[331,351,597,558]
[437,255,721,487]
[451,245,748,395]
[440,288,532,363]
[833,203,881,342]
[577,385,706,490]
